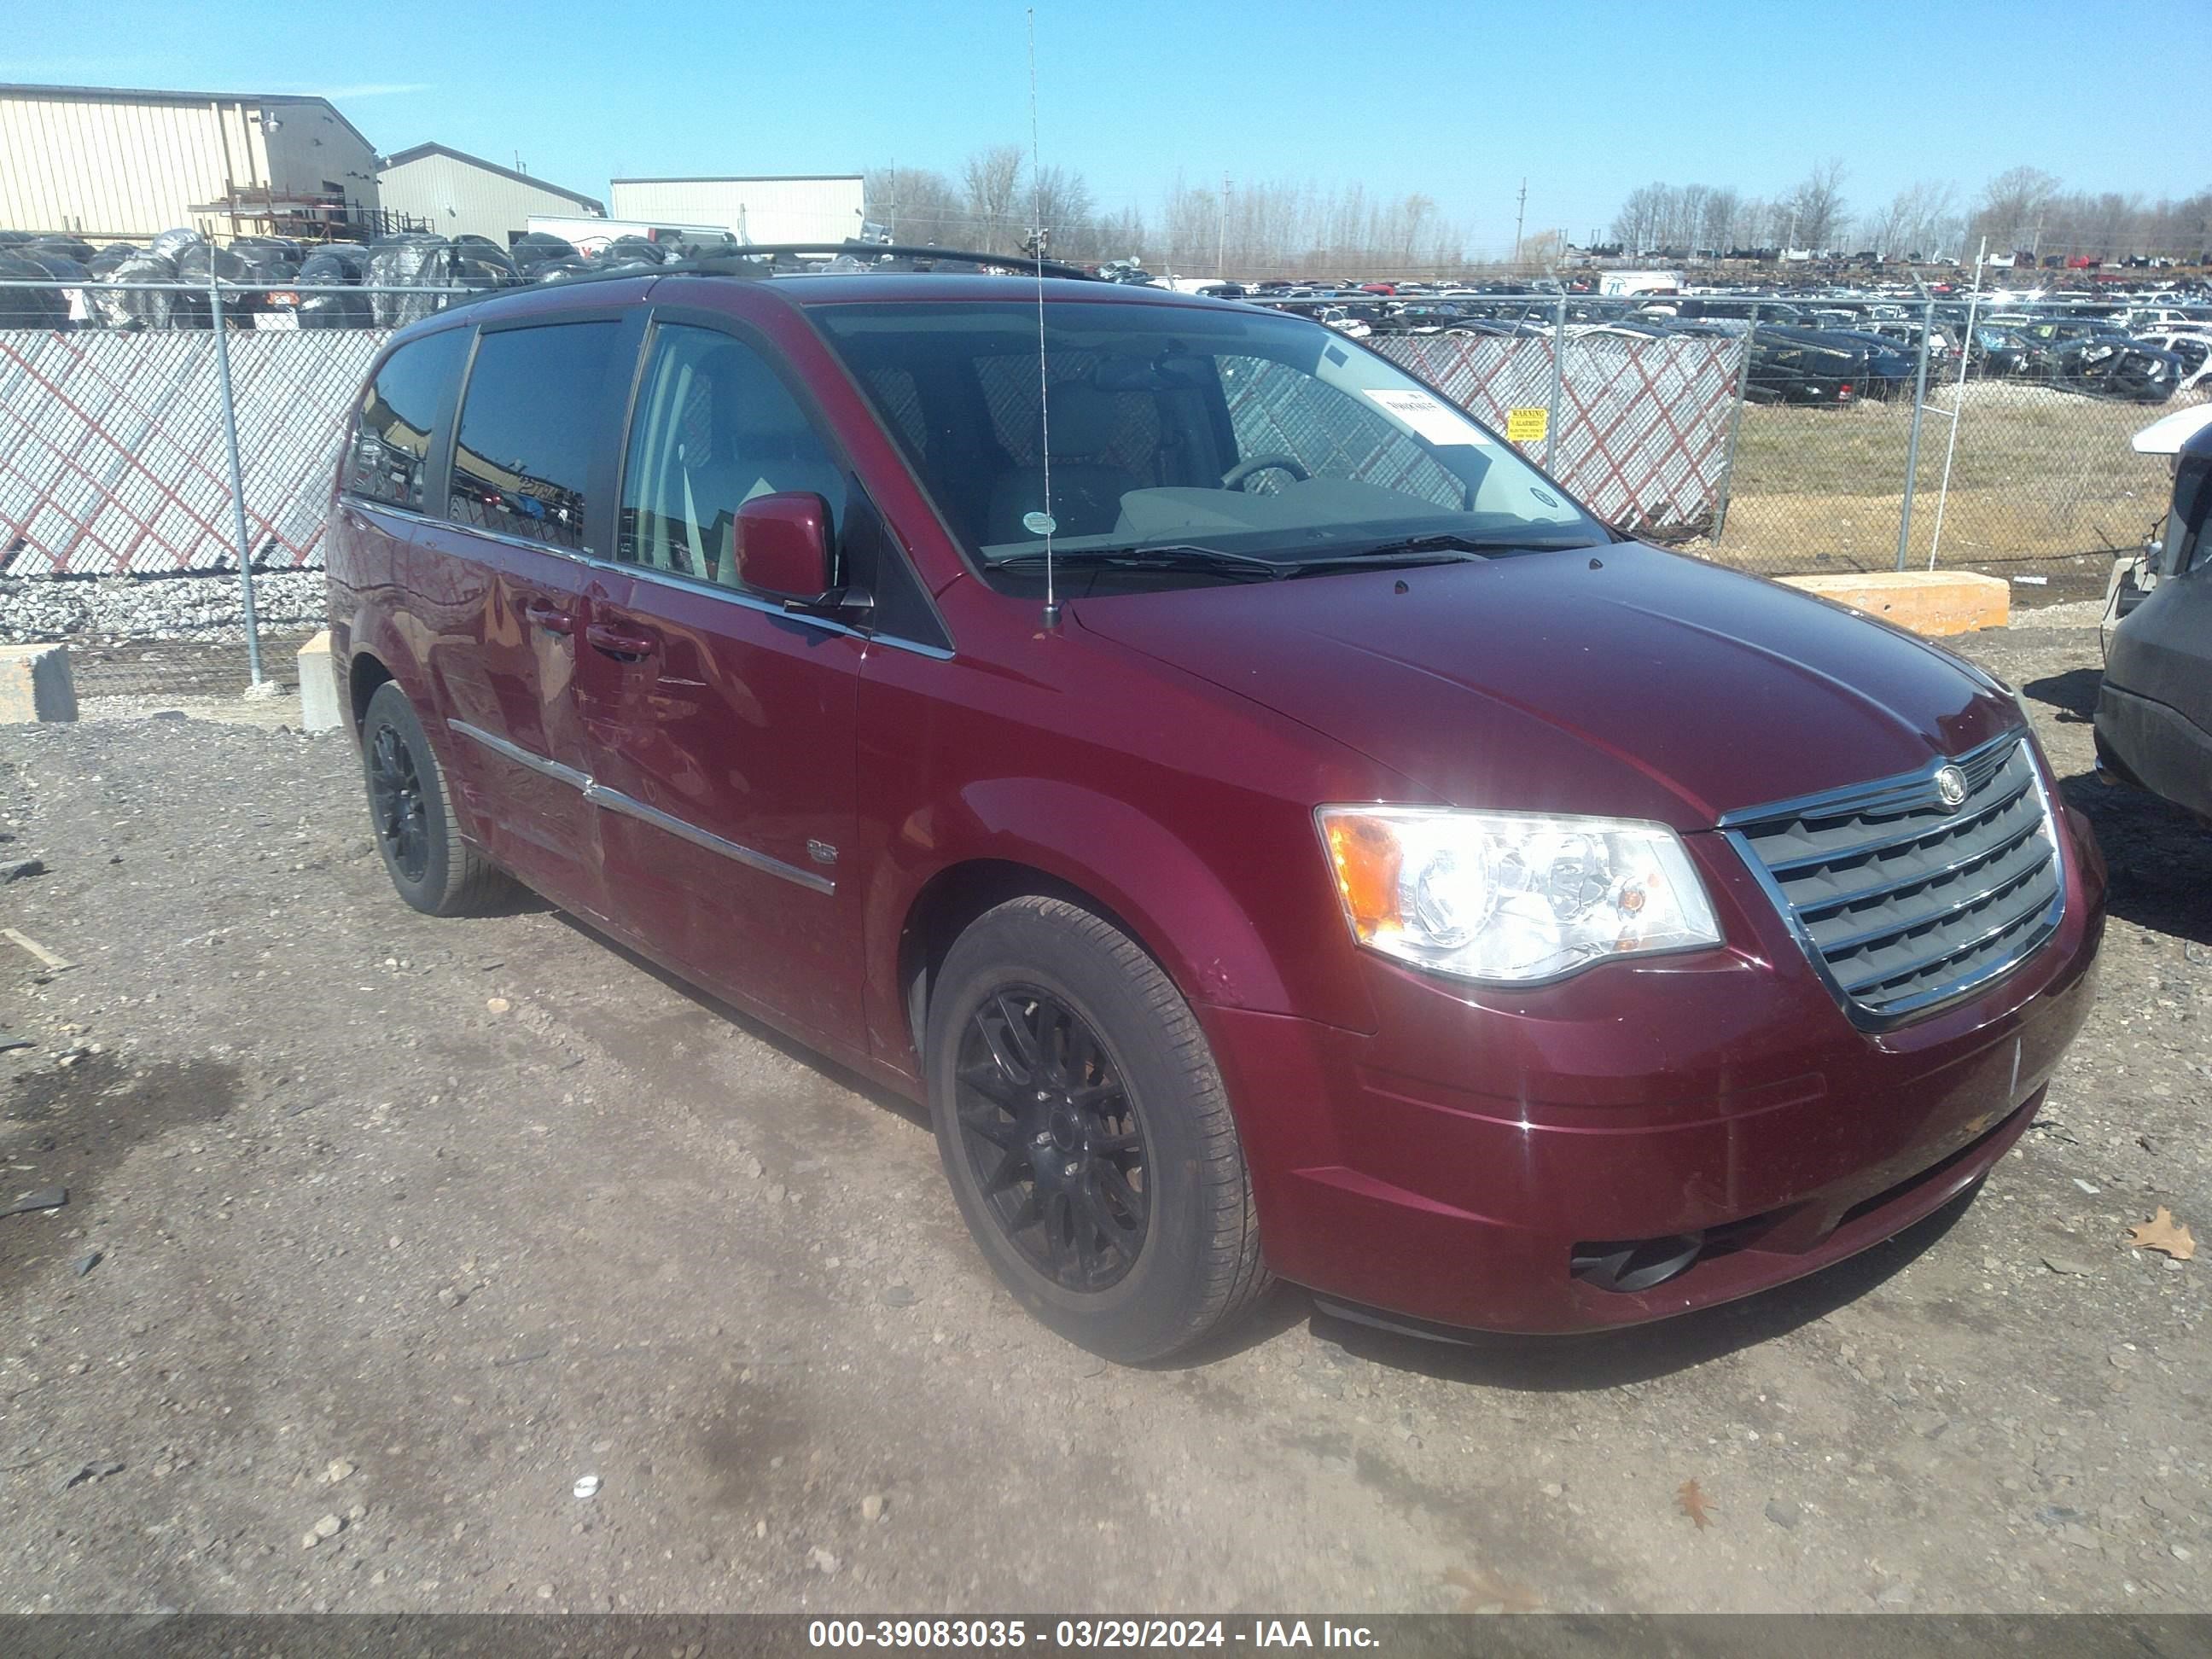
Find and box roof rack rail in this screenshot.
[661,242,1098,281]
[401,241,1103,324]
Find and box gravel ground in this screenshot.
[0,573,327,644]
[0,611,2205,1616]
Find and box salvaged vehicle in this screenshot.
[2133,329,2212,395]
[2098,415,2212,820]
[326,256,2106,1360]
[1744,325,1864,404]
[2010,319,2181,402]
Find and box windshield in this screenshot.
[810,300,1604,584]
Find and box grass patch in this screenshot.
[1711,387,2191,572]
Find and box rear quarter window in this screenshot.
[343,329,468,510]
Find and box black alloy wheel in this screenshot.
[924,895,1270,1362]
[358,681,515,917]
[369,722,431,884]
[953,986,1151,1291]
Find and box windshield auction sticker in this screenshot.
[1362,387,1490,445]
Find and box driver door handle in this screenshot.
[585,620,659,660]
[523,598,574,637]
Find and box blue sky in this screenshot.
[16,0,2210,252]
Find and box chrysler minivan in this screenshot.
[326,260,2105,1361]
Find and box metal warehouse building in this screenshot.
[0,83,381,241]
[608,175,865,244]
[375,143,605,247]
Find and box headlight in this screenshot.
[1316,806,1722,984]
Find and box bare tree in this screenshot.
[1698,187,1739,254]
[1029,165,1095,256]
[961,145,1026,254]
[864,166,967,246]
[1610,183,1669,253]
[1091,204,1148,262]
[1972,166,2061,255]
[1782,159,1848,253]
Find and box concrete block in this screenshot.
[297,629,343,734]
[1778,570,2010,637]
[0,643,78,725]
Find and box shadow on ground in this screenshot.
[0,1054,242,1296]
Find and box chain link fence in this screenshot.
[2,277,2202,693]
[0,276,455,698]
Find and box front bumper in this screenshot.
[2097,682,2212,822]
[1202,804,2105,1335]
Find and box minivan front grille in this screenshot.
[1723,735,2064,1026]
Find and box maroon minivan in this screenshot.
[325,261,2105,1360]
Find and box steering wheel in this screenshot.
[1221,454,1311,491]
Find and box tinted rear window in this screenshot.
[344,329,467,510]
[449,322,620,550]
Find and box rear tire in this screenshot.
[360,682,514,917]
[925,896,1270,1363]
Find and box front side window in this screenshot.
[810,300,1599,585]
[615,323,847,586]
[344,328,467,510]
[449,322,618,550]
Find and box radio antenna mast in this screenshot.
[1026,6,1060,629]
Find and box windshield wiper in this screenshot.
[993,544,1284,580]
[1348,531,1600,558]
[1278,546,1487,577]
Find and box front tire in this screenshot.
[925,896,1270,1362]
[360,682,514,917]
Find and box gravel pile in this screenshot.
[0,571,326,643]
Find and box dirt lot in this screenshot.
[0,607,2206,1616]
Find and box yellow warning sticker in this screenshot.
[1505,406,1549,444]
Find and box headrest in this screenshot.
[1045,379,1121,458]
[700,345,811,448]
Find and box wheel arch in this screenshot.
[896,859,1157,1066]
[347,648,394,736]
[877,779,1313,1075]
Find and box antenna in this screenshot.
[1025,7,1061,629]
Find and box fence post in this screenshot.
[1894,296,1936,571]
[1544,288,1566,472]
[1711,304,1758,539]
[206,269,265,688]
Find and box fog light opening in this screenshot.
[1570,1232,1704,1294]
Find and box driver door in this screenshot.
[581,317,867,1046]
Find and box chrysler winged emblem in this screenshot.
[1935,765,1969,809]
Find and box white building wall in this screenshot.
[608,176,864,245]
[0,89,376,241]
[378,151,602,245]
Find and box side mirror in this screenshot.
[733,492,834,599]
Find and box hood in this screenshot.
[1073,542,2019,830]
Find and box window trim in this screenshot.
[608,302,954,655]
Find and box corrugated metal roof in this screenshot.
[0,83,375,156]
[378,143,603,214]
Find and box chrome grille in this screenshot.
[1724,736,2064,1025]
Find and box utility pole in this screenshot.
[1218,174,1231,278]
[1513,178,1527,265]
